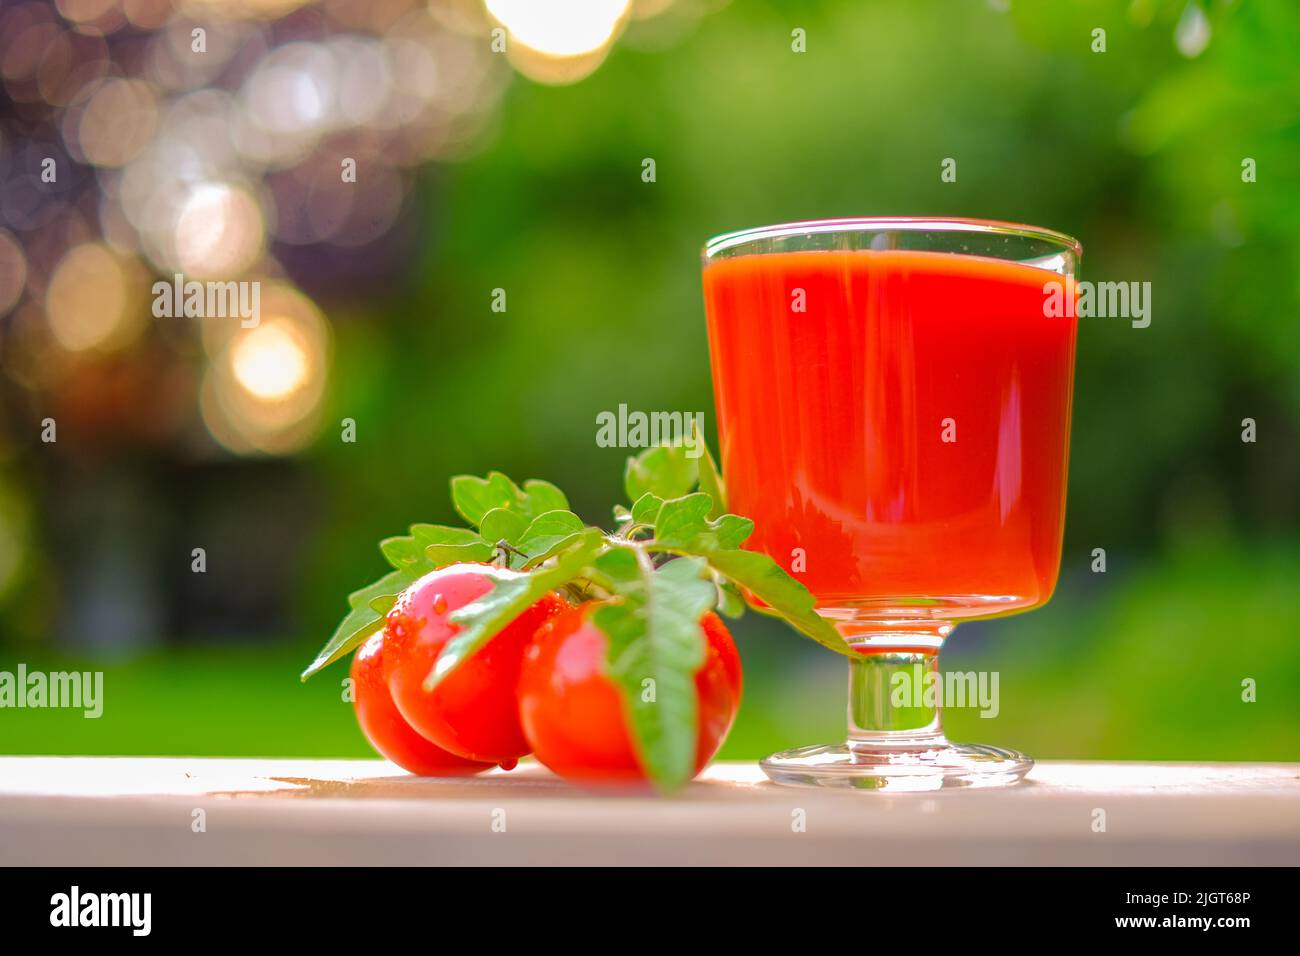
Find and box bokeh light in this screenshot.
[1175,1,1211,58]
[0,0,688,467]
[486,0,632,83]
[44,241,144,353]
[486,0,631,56]
[55,0,122,28]
[200,282,329,455]
[231,320,309,401]
[172,182,265,279]
[0,229,28,317]
[71,78,160,168]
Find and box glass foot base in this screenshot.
[760,741,1033,792]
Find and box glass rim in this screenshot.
[703,216,1083,261]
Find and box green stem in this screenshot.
[491,539,529,568]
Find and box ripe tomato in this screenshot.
[518,604,743,783]
[350,631,492,777]
[383,563,567,765]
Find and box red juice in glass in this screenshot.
[701,219,1081,790]
[704,248,1076,638]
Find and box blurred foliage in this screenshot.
[3,0,1298,761]
[7,542,1296,760]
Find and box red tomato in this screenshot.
[350,631,492,777]
[383,563,567,765]
[518,604,743,783]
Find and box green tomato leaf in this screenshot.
[425,540,495,566]
[379,536,433,576]
[409,523,494,567]
[595,556,715,792]
[347,570,413,609]
[303,570,413,681]
[385,523,504,576]
[653,494,754,552]
[517,510,585,558]
[450,472,526,527]
[522,479,569,516]
[521,531,591,570]
[425,532,604,690]
[479,507,530,546]
[630,492,664,525]
[410,524,483,550]
[624,444,698,503]
[703,549,853,657]
[709,514,754,550]
[451,473,576,533]
[714,576,746,619]
[590,544,643,590]
[654,493,712,542]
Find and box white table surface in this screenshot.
[1,757,1296,866]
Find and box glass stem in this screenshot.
[846,649,945,752]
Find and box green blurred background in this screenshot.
[1,0,1297,762]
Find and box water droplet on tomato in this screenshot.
[432,594,448,615]
[385,607,406,638]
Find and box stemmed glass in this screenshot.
[702,217,1080,790]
